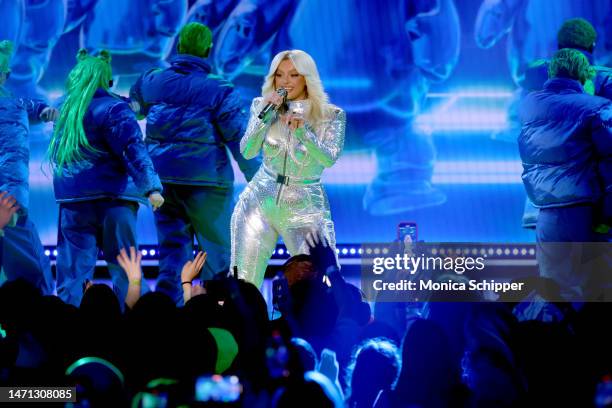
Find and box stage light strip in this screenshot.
[43,244,537,261]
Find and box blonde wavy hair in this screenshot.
[262,49,330,125]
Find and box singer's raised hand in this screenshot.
[263,90,285,108]
[283,113,305,132]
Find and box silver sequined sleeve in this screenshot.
[297,108,346,168]
[240,97,274,160]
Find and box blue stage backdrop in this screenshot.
[3,0,611,246]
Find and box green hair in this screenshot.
[548,48,595,84]
[557,18,596,51]
[48,49,112,172]
[0,40,13,74]
[177,22,212,58]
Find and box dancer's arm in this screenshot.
[128,68,161,119]
[592,104,612,226]
[104,103,163,200]
[16,98,58,123]
[215,86,261,181]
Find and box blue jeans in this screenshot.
[0,215,54,294]
[56,199,146,307]
[536,204,610,300]
[154,184,233,305]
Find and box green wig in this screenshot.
[177,22,212,58]
[548,48,595,84]
[557,18,596,52]
[48,49,112,172]
[0,40,13,74]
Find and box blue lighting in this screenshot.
[415,108,508,133]
[325,78,372,89]
[427,90,514,98]
[412,87,515,132]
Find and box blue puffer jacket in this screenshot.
[53,90,162,204]
[129,54,260,187]
[518,78,612,222]
[0,89,47,214]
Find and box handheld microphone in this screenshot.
[258,88,288,119]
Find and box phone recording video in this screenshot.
[398,221,418,243]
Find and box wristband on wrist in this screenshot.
[129,279,141,285]
[182,281,192,286]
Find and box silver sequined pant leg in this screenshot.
[230,169,337,288]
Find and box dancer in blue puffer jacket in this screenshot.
[519,48,611,242]
[130,22,260,304]
[519,48,611,299]
[0,40,57,294]
[49,49,163,307]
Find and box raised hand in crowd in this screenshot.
[318,348,344,399]
[181,251,207,303]
[117,246,143,309]
[82,279,94,294]
[403,233,415,257]
[306,229,357,317]
[0,191,19,232]
[305,230,339,277]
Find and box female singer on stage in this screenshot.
[231,49,345,288]
[48,49,163,307]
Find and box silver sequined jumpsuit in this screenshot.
[230,97,346,287]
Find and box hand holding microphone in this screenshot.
[286,101,305,132]
[259,88,288,120]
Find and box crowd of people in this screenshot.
[1,236,611,406]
